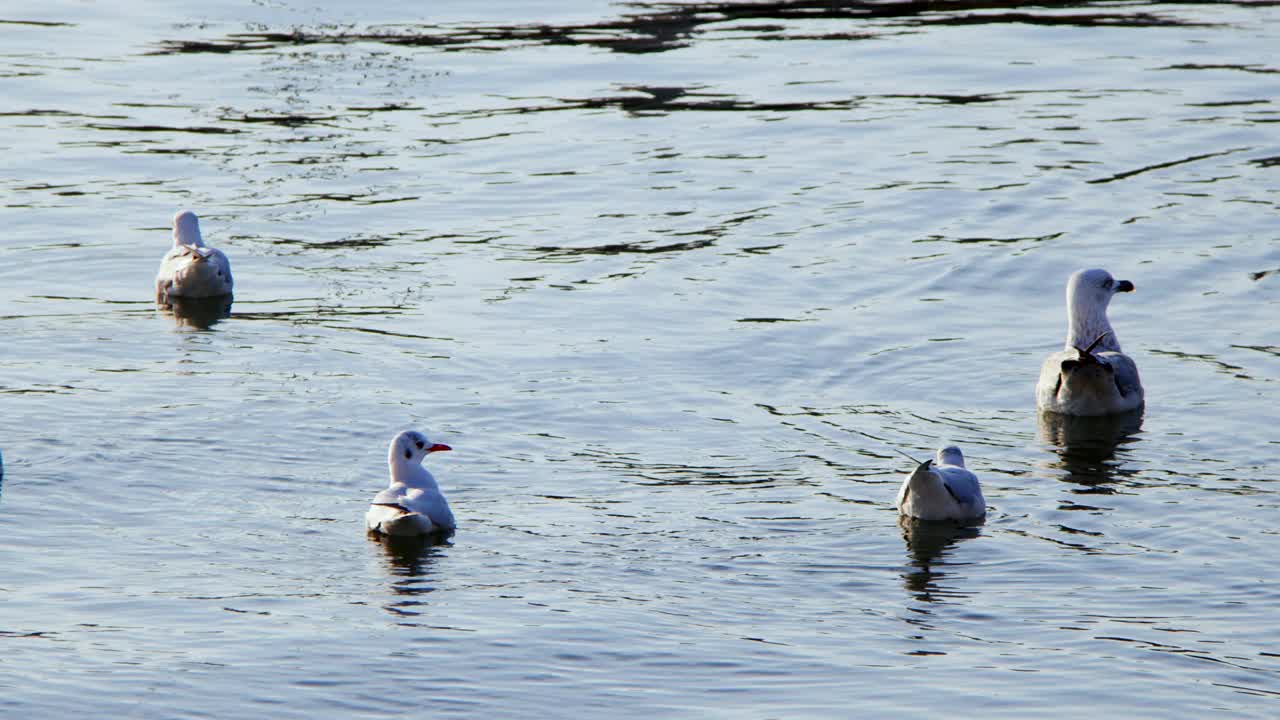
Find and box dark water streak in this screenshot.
[147,0,1221,57]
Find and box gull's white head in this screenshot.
[172,209,204,247]
[1065,268,1134,351]
[1068,268,1134,310]
[388,429,451,467]
[935,446,965,468]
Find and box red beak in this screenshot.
[428,443,452,453]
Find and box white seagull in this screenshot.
[155,210,234,300]
[895,446,986,522]
[1036,268,1144,416]
[365,430,456,537]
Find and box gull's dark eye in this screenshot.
[404,449,411,459]
[1103,278,1113,289]
[415,440,425,450]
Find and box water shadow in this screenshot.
[369,531,450,583]
[1038,409,1143,488]
[149,0,1214,57]
[576,448,796,487]
[157,294,233,329]
[474,85,865,118]
[898,515,983,602]
[368,532,450,621]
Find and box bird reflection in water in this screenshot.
[158,294,233,329]
[898,516,982,602]
[1038,409,1143,488]
[368,532,447,615]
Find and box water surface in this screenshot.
[1,0,1278,716]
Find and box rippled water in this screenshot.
[2,0,1278,716]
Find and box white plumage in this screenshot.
[155,210,234,300]
[895,446,986,522]
[365,430,456,538]
[1036,268,1144,416]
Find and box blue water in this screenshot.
[1,1,1278,716]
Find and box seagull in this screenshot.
[366,430,456,538]
[895,446,986,522]
[1036,268,1144,416]
[155,210,234,300]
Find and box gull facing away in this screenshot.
[895,446,986,522]
[1036,268,1144,416]
[155,210,234,300]
[366,430,456,538]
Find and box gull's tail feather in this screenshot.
[1075,331,1111,361]
[892,447,928,468]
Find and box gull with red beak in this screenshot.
[155,209,234,300]
[1036,268,1144,416]
[365,430,456,537]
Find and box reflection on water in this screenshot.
[158,294,233,329]
[370,532,446,583]
[369,533,447,621]
[898,516,982,602]
[1038,410,1144,488]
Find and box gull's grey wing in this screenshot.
[1099,350,1143,403]
[207,247,233,282]
[938,467,985,511]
